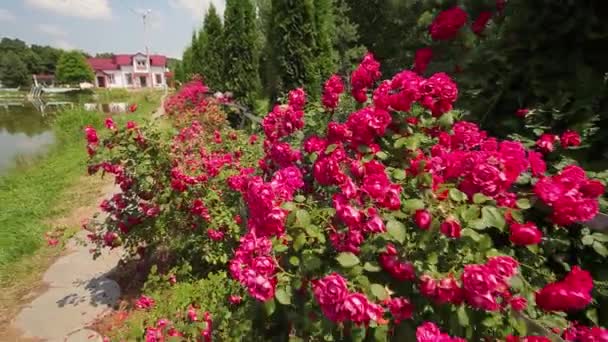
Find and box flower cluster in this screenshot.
[322,74,345,110]
[228,233,276,301]
[534,165,604,225]
[562,324,608,341]
[460,256,519,311]
[312,273,384,326]
[429,7,468,41]
[135,295,156,310]
[416,322,465,342]
[536,266,593,312]
[379,243,415,281]
[350,53,382,103]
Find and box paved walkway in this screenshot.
[12,231,121,341]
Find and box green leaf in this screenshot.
[370,284,389,301]
[364,262,381,272]
[457,305,469,326]
[352,327,367,342]
[582,235,595,246]
[461,228,481,242]
[295,209,311,228]
[387,220,406,243]
[481,206,506,230]
[289,256,300,266]
[376,151,388,160]
[302,253,321,271]
[516,198,531,209]
[509,275,524,291]
[374,325,389,342]
[449,188,468,202]
[592,242,608,257]
[395,135,421,150]
[282,202,296,211]
[438,111,454,128]
[293,234,306,251]
[294,195,306,203]
[325,144,337,154]
[473,193,491,204]
[264,298,276,316]
[462,205,481,222]
[275,288,292,305]
[426,252,438,265]
[403,199,425,213]
[336,252,360,268]
[586,308,599,325]
[392,169,406,180]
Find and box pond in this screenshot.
[0,93,128,174]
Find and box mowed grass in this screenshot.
[0,90,162,273]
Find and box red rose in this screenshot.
[580,180,605,198]
[509,222,543,245]
[414,209,432,230]
[536,266,593,312]
[509,296,527,311]
[312,273,349,306]
[527,151,546,177]
[386,297,414,323]
[461,264,500,311]
[414,47,433,74]
[436,275,463,304]
[560,130,581,148]
[440,219,461,238]
[429,7,468,41]
[129,103,138,112]
[487,256,519,283]
[472,11,493,35]
[515,108,530,117]
[338,293,384,325]
[419,274,438,298]
[536,134,558,153]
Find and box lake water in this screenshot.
[0,94,127,174]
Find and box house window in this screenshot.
[125,73,133,85]
[107,74,115,84]
[136,60,147,70]
[155,74,162,85]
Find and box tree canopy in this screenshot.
[0,51,30,87]
[55,51,94,84]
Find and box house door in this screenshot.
[139,76,147,87]
[97,76,106,88]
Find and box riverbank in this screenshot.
[0,90,161,290]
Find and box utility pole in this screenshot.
[131,8,153,87]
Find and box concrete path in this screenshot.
[12,231,121,341]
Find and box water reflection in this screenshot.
[0,95,126,174]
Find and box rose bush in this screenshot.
[84,89,262,271]
[88,55,607,341]
[219,54,607,341]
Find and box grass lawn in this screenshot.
[0,90,162,276]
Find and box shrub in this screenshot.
[222,54,607,340]
[88,54,607,341]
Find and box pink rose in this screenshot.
[440,219,461,238]
[312,273,349,306]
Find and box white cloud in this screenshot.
[38,24,67,37]
[25,0,111,20]
[169,0,225,19]
[0,8,16,22]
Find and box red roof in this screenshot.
[87,54,167,71]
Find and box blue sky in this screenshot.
[0,0,226,58]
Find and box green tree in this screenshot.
[0,51,30,87]
[181,32,197,79]
[200,4,225,90]
[313,0,337,80]
[333,0,366,74]
[55,51,94,84]
[223,0,260,106]
[269,0,320,97]
[31,44,63,74]
[192,29,205,76]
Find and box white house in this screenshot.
[87,53,169,88]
